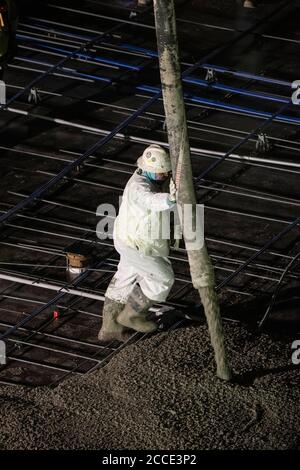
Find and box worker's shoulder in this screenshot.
[127,171,150,189]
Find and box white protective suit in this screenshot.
[106,170,176,303]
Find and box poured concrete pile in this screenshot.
[0,322,299,450]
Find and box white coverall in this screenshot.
[106,170,175,303]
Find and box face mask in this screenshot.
[143,171,170,183]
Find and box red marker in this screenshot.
[53,310,60,320]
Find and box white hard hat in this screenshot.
[137,145,172,173]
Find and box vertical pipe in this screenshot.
[153,0,231,380]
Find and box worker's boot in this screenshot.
[117,284,158,333]
[98,297,131,343]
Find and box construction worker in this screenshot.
[98,144,177,342]
[0,0,18,79]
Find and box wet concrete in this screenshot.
[0,321,299,449]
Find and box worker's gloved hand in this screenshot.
[169,178,177,202]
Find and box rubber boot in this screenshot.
[98,297,131,343]
[117,284,158,333]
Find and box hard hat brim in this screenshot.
[137,156,171,173]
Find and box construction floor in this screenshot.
[0,322,299,450]
[0,0,300,450]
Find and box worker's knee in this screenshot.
[160,272,174,301]
[140,263,174,302]
[160,269,175,299]
[156,260,174,290]
[165,268,175,290]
